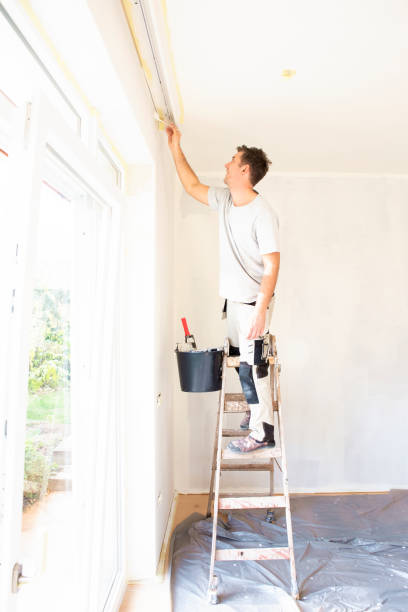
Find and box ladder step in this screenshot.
[222,428,247,437]
[215,546,290,561]
[224,393,247,413]
[222,446,281,460]
[224,393,278,412]
[218,495,286,510]
[219,491,271,497]
[221,462,275,471]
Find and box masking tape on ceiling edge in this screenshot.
[122,0,184,127]
[121,0,167,132]
[17,0,129,178]
[121,0,153,83]
[160,0,184,125]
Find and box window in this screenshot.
[0,10,82,136]
[0,11,126,607]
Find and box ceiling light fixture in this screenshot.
[281,69,296,78]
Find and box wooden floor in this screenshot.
[119,494,208,612]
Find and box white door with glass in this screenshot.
[0,86,125,612]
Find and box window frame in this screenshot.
[0,89,126,612]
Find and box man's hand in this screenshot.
[247,307,267,340]
[166,122,181,150]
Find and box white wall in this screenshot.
[173,173,408,494]
[153,147,175,561]
[121,156,175,580]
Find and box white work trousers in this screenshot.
[226,297,275,441]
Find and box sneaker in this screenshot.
[240,411,251,430]
[227,434,275,453]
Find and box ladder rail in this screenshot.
[275,348,299,599]
[269,362,276,500]
[207,387,222,517]
[208,342,228,592]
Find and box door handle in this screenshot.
[11,530,48,593]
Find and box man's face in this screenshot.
[224,151,246,186]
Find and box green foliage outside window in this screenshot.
[24,288,71,506]
[28,288,70,400]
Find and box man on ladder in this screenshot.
[166,123,280,453]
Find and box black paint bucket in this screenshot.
[175,347,224,392]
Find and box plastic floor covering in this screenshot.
[170,490,408,611]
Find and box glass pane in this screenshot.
[0,91,19,528]
[0,113,11,530]
[18,181,75,611]
[16,162,121,610]
[0,88,17,154]
[0,13,81,135]
[0,13,35,109]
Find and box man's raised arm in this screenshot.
[166,123,209,205]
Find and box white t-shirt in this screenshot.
[208,187,280,302]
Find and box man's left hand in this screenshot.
[247,309,266,340]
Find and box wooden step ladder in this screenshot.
[206,335,298,604]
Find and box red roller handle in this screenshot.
[181,317,190,337]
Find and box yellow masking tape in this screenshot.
[160,0,184,125]
[121,0,184,128]
[121,0,153,83]
[141,59,153,83]
[18,0,129,176]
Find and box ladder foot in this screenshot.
[219,515,231,530]
[265,509,275,523]
[208,575,219,604]
[291,585,300,599]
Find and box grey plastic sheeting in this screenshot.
[170,490,408,611]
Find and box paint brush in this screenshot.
[153,111,173,127]
[181,317,197,349]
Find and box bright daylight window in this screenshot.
[0,7,124,611]
[0,9,82,136]
[0,87,15,532]
[16,146,122,612]
[17,162,102,612]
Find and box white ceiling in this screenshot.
[165,0,408,174]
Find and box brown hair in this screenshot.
[236,145,272,186]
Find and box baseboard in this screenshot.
[176,487,392,495]
[156,491,179,580]
[126,491,178,588]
